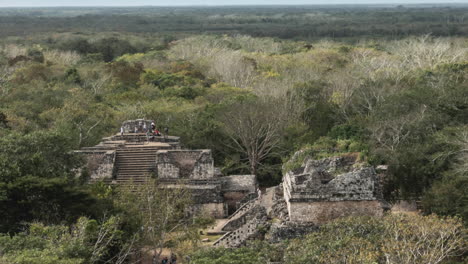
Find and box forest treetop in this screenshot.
[0,4,468,40]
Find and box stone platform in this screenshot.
[76,120,258,219]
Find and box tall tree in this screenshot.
[116,179,198,263]
[220,98,287,176]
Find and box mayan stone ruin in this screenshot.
[76,119,257,219]
[77,120,388,248]
[282,153,386,224]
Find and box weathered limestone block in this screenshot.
[80,150,116,180]
[221,175,258,214]
[189,203,225,218]
[221,175,257,193]
[155,150,214,179]
[288,200,383,223]
[283,154,386,224]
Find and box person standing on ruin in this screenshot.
[120,126,124,136]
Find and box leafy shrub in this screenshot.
[285,214,467,264]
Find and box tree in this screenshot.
[115,179,199,263]
[0,112,9,128]
[423,126,468,223]
[219,97,287,176]
[291,81,337,139]
[0,216,132,264]
[0,131,101,233]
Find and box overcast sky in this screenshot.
[0,0,466,7]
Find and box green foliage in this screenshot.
[0,216,126,264]
[328,124,364,141]
[286,214,467,264]
[2,6,468,40]
[424,171,468,225]
[107,61,144,88]
[191,241,286,264]
[282,136,368,173]
[0,131,105,233]
[27,48,44,63]
[292,81,337,139]
[115,179,199,260]
[12,63,52,84]
[0,23,466,224]
[64,68,82,85]
[191,247,260,264]
[0,112,9,129]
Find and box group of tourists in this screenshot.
[119,121,169,141]
[147,122,170,141]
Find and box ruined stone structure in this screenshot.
[207,153,387,248]
[76,119,257,219]
[221,175,257,214]
[156,150,215,179]
[282,154,385,224]
[78,120,389,248]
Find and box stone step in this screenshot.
[117,161,155,164]
[115,162,156,168]
[117,148,162,152]
[116,177,151,180]
[116,158,155,162]
[117,152,160,155]
[116,171,153,174]
[117,172,153,174]
[115,181,148,184]
[116,177,150,180]
[117,159,154,161]
[117,170,154,173]
[116,178,149,183]
[117,172,153,175]
[116,153,157,156]
[115,163,156,169]
[116,165,153,168]
[117,149,159,152]
[116,156,156,160]
[117,171,153,173]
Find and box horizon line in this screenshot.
[1,2,468,8]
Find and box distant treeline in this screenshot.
[0,5,467,40]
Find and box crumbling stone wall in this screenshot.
[283,155,385,224]
[221,175,257,193]
[81,150,116,180]
[190,203,225,218]
[288,200,383,223]
[155,150,214,179]
[221,175,257,214]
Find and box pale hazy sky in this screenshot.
[0,0,466,7]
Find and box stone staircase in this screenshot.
[213,204,267,248]
[220,198,258,231]
[115,146,161,184]
[213,218,262,248]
